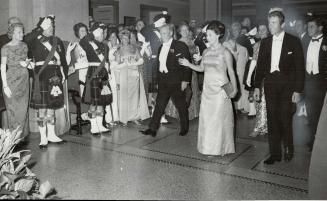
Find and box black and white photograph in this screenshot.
[0,0,326,199]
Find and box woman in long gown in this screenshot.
[111,29,149,125]
[104,29,120,125]
[179,20,238,156]
[245,23,269,137]
[1,23,30,137]
[223,28,249,113]
[165,24,201,120]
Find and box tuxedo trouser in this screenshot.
[149,82,189,132]
[304,73,326,143]
[264,72,295,158]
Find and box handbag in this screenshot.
[221,82,234,98]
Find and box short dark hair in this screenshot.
[307,16,324,28]
[73,23,88,38]
[206,20,225,39]
[268,11,285,24]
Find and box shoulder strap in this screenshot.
[89,46,108,78]
[37,37,58,75]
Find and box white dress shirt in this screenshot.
[159,38,173,73]
[270,31,285,73]
[306,34,323,75]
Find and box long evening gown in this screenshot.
[197,46,235,156]
[1,42,29,136]
[251,41,268,136]
[223,41,250,112]
[115,45,150,124]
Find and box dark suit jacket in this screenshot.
[254,32,305,93]
[305,35,327,90]
[157,40,192,85]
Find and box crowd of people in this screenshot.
[0,8,326,165]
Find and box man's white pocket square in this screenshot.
[176,53,182,57]
[287,51,293,54]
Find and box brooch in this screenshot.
[169,49,174,54]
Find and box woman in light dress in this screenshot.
[111,29,149,125]
[246,23,269,137]
[1,23,30,137]
[223,24,249,113]
[104,29,120,126]
[179,20,238,156]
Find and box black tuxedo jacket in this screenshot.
[254,32,305,93]
[157,40,192,85]
[306,35,327,89]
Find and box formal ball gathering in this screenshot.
[0,0,326,199]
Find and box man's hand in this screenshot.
[254,88,261,101]
[292,92,301,103]
[181,81,189,91]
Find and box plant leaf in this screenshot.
[14,178,35,193]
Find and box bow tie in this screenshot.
[311,36,323,42]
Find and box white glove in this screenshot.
[93,28,102,38]
[67,42,77,53]
[3,86,12,98]
[68,66,76,76]
[193,54,202,63]
[142,41,150,48]
[248,27,257,36]
[154,18,166,28]
[20,59,35,69]
[40,17,52,31]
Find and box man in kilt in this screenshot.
[79,22,112,135]
[25,15,67,149]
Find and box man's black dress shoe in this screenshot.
[179,130,188,136]
[39,144,48,149]
[264,156,281,165]
[284,147,294,162]
[140,129,157,137]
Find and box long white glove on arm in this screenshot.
[1,62,12,98]
[246,60,257,87]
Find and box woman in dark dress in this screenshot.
[1,23,30,136]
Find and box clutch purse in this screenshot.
[221,82,234,98]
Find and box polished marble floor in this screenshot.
[25,114,311,200]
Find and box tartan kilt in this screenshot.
[30,65,64,110]
[82,66,112,106]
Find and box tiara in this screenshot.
[162,11,168,15]
[269,7,283,14]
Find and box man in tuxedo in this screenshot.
[140,24,192,137]
[140,12,171,123]
[304,16,327,151]
[254,8,305,164]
